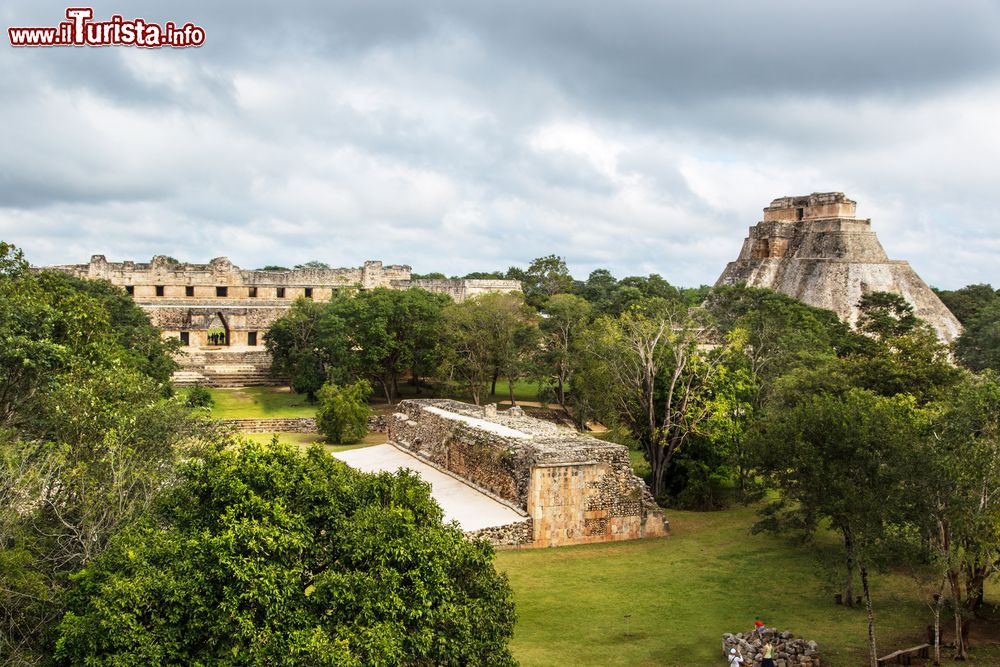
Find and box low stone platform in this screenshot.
[385,399,668,547]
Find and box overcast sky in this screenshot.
[2,1,999,288]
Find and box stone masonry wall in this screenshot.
[41,255,522,386]
[222,417,318,433]
[388,399,667,547]
[220,415,387,434]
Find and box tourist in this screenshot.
[761,639,776,667]
[728,647,744,666]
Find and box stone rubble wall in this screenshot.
[387,399,667,547]
[723,630,821,667]
[465,519,534,547]
[219,415,387,434]
[221,417,318,433]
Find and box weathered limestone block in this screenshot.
[716,192,962,343]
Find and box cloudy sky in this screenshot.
[2,1,999,288]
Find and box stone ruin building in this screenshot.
[386,399,668,547]
[43,255,521,386]
[715,192,961,343]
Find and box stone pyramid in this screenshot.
[715,192,961,343]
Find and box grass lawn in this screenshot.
[184,386,317,419]
[191,382,548,420]
[495,503,1000,666]
[240,430,387,454]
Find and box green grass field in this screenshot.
[187,382,547,420]
[181,386,317,419]
[193,383,1000,665]
[495,504,1000,666]
[240,430,387,453]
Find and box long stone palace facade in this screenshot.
[715,192,961,343]
[45,255,521,386]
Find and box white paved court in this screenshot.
[332,444,525,532]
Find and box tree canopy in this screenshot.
[53,442,517,666]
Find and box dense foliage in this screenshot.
[316,380,372,444]
[53,442,517,666]
[0,242,230,665]
[267,288,449,402]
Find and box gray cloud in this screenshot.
[1,0,999,288]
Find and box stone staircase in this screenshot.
[171,348,285,388]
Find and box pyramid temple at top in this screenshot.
[715,192,962,343]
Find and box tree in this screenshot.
[462,271,505,280]
[954,300,1000,373]
[295,260,331,269]
[265,297,328,398]
[575,299,734,498]
[511,255,573,309]
[913,373,1000,660]
[537,293,591,417]
[266,289,449,403]
[934,283,998,325]
[439,293,537,405]
[856,291,920,340]
[53,442,517,666]
[754,389,929,666]
[488,295,539,405]
[330,288,449,403]
[0,242,229,665]
[316,380,372,444]
[575,269,618,314]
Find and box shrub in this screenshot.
[316,380,372,444]
[184,384,214,409]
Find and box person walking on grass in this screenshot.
[728,647,744,666]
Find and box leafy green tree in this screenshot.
[0,242,226,664]
[489,294,539,405]
[510,255,573,309]
[258,265,290,271]
[268,289,449,403]
[538,294,592,416]
[295,260,331,269]
[575,299,735,498]
[575,268,618,314]
[856,291,921,340]
[439,292,537,405]
[754,389,929,666]
[0,241,27,278]
[845,293,961,404]
[954,300,1000,373]
[331,288,449,403]
[934,283,998,325]
[265,297,329,398]
[912,373,1000,659]
[316,380,372,444]
[53,442,517,666]
[461,271,505,279]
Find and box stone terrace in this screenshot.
[388,399,668,547]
